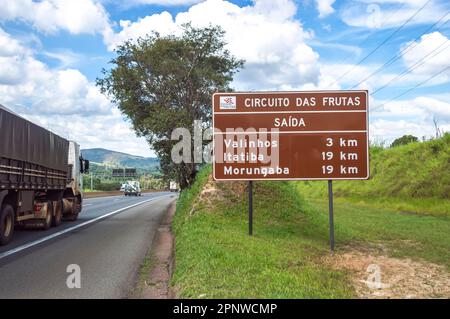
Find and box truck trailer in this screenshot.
[0,104,89,245]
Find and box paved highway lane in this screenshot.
[0,192,177,298]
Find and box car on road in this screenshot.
[123,181,142,196]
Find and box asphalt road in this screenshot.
[0,191,176,298]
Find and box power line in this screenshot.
[371,65,450,112]
[336,0,433,83]
[351,11,450,89]
[333,2,409,66]
[372,39,450,95]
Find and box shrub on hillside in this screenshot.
[391,135,419,147]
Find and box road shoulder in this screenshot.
[131,200,176,299]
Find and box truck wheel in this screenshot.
[66,198,79,222]
[0,204,14,245]
[52,200,62,227]
[42,201,53,230]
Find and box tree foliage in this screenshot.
[97,24,243,189]
[391,134,419,147]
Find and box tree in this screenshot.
[97,24,244,189]
[391,134,419,147]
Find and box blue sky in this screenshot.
[0,0,449,157]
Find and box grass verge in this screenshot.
[172,166,354,298]
[171,166,450,298]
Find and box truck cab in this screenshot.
[67,141,89,197]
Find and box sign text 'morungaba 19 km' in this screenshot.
[212,90,369,181]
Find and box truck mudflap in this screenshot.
[21,201,52,230]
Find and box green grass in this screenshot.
[295,134,450,217]
[298,195,450,269]
[316,134,450,205]
[296,181,450,217]
[172,166,355,298]
[171,135,450,298]
[132,248,155,297]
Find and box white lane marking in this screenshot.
[83,204,93,207]
[0,194,174,260]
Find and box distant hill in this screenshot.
[81,148,159,169]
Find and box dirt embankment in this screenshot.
[323,244,450,299]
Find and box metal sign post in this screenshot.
[249,181,253,236]
[328,180,335,254]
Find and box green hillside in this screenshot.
[80,148,163,191]
[296,133,450,216]
[171,134,450,298]
[81,148,159,169]
[313,133,449,198]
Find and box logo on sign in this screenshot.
[219,96,236,110]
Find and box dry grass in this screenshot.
[323,244,450,299]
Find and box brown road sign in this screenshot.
[212,90,369,181]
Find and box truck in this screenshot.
[123,181,141,196]
[0,104,89,245]
[169,181,179,192]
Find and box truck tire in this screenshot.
[42,201,53,230]
[65,198,79,222]
[52,200,62,227]
[0,204,14,245]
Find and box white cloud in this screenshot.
[43,49,83,69]
[370,119,431,142]
[1,0,448,156]
[319,62,384,88]
[106,0,321,91]
[315,0,336,18]
[0,28,26,56]
[0,27,107,114]
[370,96,450,141]
[27,112,155,157]
[348,32,450,93]
[0,26,154,157]
[120,0,202,5]
[401,32,450,78]
[104,11,180,49]
[340,0,446,29]
[0,0,111,35]
[414,96,450,121]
